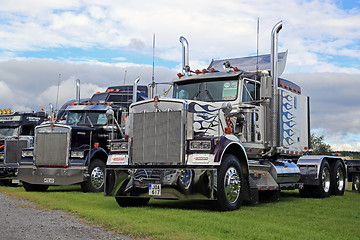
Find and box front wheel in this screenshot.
[216,154,245,211]
[116,197,150,207]
[331,160,345,195]
[312,160,331,198]
[81,159,105,193]
[23,182,49,192]
[352,173,360,193]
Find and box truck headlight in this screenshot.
[189,140,211,151]
[70,150,84,158]
[22,150,34,158]
[111,142,128,151]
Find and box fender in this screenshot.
[85,147,108,166]
[214,135,249,175]
[297,155,344,178]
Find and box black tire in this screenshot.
[216,154,245,211]
[177,169,193,194]
[299,185,313,198]
[115,197,150,207]
[23,182,49,192]
[312,160,331,198]
[352,173,360,193]
[330,160,345,196]
[81,159,105,193]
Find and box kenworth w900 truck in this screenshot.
[18,80,148,192]
[0,110,45,185]
[105,22,346,211]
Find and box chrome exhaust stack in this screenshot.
[179,36,190,75]
[133,77,140,104]
[270,21,282,147]
[75,79,80,104]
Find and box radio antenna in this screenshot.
[256,17,260,72]
[150,33,156,98]
[55,73,61,113]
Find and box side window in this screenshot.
[242,81,255,102]
[97,113,107,124]
[242,80,260,103]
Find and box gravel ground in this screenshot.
[0,193,133,240]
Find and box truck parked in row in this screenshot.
[104,21,347,211]
[345,159,360,192]
[18,80,148,192]
[0,109,45,185]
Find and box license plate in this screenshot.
[149,183,161,196]
[12,179,20,184]
[44,178,55,184]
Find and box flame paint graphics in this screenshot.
[281,92,297,146]
[188,102,219,134]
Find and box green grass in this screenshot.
[1,184,359,240]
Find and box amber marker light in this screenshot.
[94,142,99,148]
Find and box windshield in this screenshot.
[173,76,239,102]
[66,111,107,126]
[0,127,19,139]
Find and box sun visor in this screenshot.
[208,50,288,77]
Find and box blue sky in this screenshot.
[0,0,359,151]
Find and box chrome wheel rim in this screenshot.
[354,175,360,191]
[179,170,192,189]
[224,167,241,204]
[322,167,331,193]
[336,167,345,191]
[91,167,104,189]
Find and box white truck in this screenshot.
[104,21,346,211]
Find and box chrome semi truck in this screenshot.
[105,22,346,211]
[18,81,148,192]
[0,110,45,185]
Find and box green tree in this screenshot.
[308,134,332,155]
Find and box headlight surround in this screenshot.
[22,150,34,158]
[189,140,212,151]
[111,141,128,152]
[70,150,84,158]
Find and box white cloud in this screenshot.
[0,0,359,151]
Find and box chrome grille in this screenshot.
[132,110,183,165]
[35,127,70,166]
[4,139,28,164]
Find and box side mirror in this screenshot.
[106,108,114,121]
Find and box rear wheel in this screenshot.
[216,154,244,211]
[352,173,360,193]
[23,182,49,192]
[81,159,105,193]
[312,160,331,198]
[299,185,313,198]
[331,160,345,195]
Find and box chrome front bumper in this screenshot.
[105,167,217,200]
[18,165,87,185]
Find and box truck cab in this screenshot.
[18,84,148,192]
[0,110,45,185]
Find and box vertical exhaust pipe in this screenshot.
[133,77,140,104]
[271,21,282,93]
[179,36,190,75]
[75,79,80,104]
[270,21,282,147]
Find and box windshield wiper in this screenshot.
[205,89,214,101]
[191,90,200,100]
